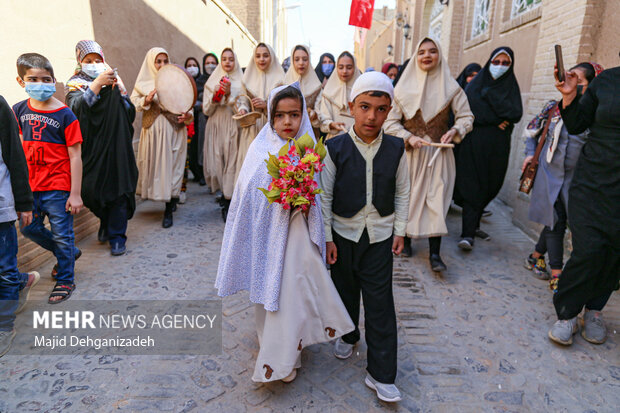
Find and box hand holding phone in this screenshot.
[554,45,565,82]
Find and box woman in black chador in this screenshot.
[547,65,620,346]
[455,47,522,249]
[65,40,138,256]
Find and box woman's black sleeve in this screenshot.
[559,80,598,135]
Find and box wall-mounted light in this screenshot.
[403,23,411,40]
[387,44,394,56]
[439,0,449,5]
[395,13,405,28]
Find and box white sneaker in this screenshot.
[16,271,40,314]
[365,374,402,402]
[179,191,187,204]
[334,337,353,359]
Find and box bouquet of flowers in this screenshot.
[259,133,327,212]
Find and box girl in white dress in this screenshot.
[215,83,354,383]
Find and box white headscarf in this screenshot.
[393,36,460,121]
[133,47,168,96]
[243,43,284,100]
[205,48,244,99]
[322,52,361,111]
[284,45,322,98]
[215,82,325,312]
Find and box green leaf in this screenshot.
[278,141,290,158]
[266,153,281,178]
[312,188,323,195]
[258,187,282,204]
[314,137,327,160]
[292,196,310,206]
[295,133,314,153]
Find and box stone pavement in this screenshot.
[1,181,618,412]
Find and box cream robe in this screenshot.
[234,90,264,184]
[385,87,473,238]
[131,90,189,202]
[202,88,243,199]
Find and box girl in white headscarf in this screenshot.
[236,43,284,182]
[216,83,354,383]
[317,51,360,140]
[385,37,474,272]
[203,47,248,221]
[284,45,323,133]
[131,47,193,228]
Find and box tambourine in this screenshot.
[155,64,197,114]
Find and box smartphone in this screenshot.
[554,45,565,82]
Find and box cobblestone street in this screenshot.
[1,181,618,412]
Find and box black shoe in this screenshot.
[215,194,223,204]
[162,211,173,228]
[430,254,447,272]
[199,178,206,186]
[475,229,491,241]
[401,237,412,257]
[482,209,493,217]
[221,199,230,222]
[110,242,126,256]
[97,222,109,243]
[458,237,474,251]
[171,197,179,212]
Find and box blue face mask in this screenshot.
[25,82,56,101]
[489,64,509,80]
[322,63,334,77]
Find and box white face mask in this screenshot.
[204,63,217,75]
[82,63,107,79]
[489,64,509,80]
[186,66,199,77]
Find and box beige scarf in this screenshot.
[133,47,168,96]
[283,45,322,98]
[242,43,284,100]
[321,52,360,111]
[393,37,460,122]
[205,48,244,100]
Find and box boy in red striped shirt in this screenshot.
[13,53,83,304]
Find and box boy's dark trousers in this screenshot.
[330,229,397,384]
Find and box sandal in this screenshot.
[48,283,76,304]
[51,249,82,279]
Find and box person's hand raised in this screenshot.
[145,89,157,105]
[554,66,578,96]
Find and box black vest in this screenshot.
[326,132,404,218]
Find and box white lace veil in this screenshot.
[215,82,326,311]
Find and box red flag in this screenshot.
[349,0,375,30]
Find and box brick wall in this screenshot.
[220,0,262,41]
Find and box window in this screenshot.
[511,0,541,18]
[471,0,490,38]
[429,0,444,39]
